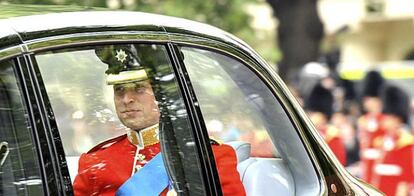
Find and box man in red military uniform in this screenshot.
[305,82,347,165]
[73,44,245,195]
[372,85,414,196]
[357,70,386,183]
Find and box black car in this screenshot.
[0,5,381,196]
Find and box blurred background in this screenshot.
[1,0,413,89]
[2,0,414,193]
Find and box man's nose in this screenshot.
[122,90,136,103]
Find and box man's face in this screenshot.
[308,111,328,131]
[381,114,402,134]
[363,96,382,113]
[114,80,160,130]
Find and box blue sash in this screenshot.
[115,153,169,196]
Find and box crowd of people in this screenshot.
[296,65,414,196]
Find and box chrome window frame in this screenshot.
[0,46,25,62]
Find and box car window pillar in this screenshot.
[18,54,68,195]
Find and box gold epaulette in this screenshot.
[127,124,159,147]
[357,116,367,127]
[397,130,414,149]
[254,131,268,142]
[87,134,126,153]
[373,136,384,148]
[209,138,222,145]
[325,126,340,142]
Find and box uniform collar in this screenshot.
[397,129,414,149]
[127,124,159,148]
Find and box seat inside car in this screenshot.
[227,141,295,196]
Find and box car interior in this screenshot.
[227,141,295,196]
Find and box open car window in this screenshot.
[34,44,206,195]
[180,46,321,196]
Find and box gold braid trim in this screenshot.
[127,124,159,147]
[397,130,414,149]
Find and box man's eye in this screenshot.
[135,87,146,93]
[115,87,125,95]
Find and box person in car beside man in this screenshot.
[73,45,245,196]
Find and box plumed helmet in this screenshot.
[339,78,356,101]
[381,85,410,123]
[95,44,148,85]
[305,82,334,118]
[360,70,385,98]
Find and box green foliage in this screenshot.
[1,0,280,64]
[0,4,107,19]
[124,0,256,42]
[1,0,253,43]
[126,0,278,63]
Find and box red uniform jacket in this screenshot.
[73,126,245,196]
[373,131,414,196]
[322,126,347,165]
[358,113,386,183]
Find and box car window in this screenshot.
[180,46,320,195]
[181,48,277,157]
[34,44,205,195]
[0,59,44,195]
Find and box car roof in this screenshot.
[0,4,251,53]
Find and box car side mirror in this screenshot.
[0,142,9,168]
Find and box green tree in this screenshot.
[2,0,286,66]
[3,0,255,44]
